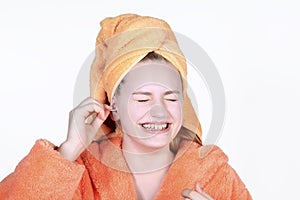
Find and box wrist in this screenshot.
[58,140,85,162]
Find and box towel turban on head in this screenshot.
[90,13,202,142]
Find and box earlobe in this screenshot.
[110,112,119,121]
[110,110,120,121]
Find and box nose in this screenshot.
[149,104,167,122]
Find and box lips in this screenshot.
[141,123,169,131]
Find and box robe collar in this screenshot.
[81,132,228,199]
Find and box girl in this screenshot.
[0,14,251,200]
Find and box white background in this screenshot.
[1,1,299,199]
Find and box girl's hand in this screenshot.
[58,97,112,161]
[181,182,213,200]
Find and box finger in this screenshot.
[195,183,214,200]
[85,112,98,124]
[182,189,199,199]
[90,115,102,129]
[72,104,103,126]
[71,97,113,121]
[75,102,107,119]
[96,104,112,120]
[202,193,214,200]
[92,107,111,127]
[182,189,210,200]
[104,104,113,110]
[85,104,112,125]
[84,108,109,125]
[195,182,203,193]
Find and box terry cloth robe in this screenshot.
[0,136,252,199]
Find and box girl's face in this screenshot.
[113,61,183,152]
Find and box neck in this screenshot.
[122,141,175,174]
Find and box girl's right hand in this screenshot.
[58,97,112,161]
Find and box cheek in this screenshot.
[128,103,150,121]
[166,103,182,121]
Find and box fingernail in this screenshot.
[104,105,113,109]
[196,182,203,192]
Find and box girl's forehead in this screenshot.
[113,61,183,100]
[123,62,182,86]
[130,84,181,98]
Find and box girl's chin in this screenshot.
[137,137,173,150]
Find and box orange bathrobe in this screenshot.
[0,136,251,199]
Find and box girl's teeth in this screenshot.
[142,123,168,130]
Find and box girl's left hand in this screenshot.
[181,182,213,200]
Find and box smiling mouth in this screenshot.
[141,123,169,131]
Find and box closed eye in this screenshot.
[136,99,150,102]
[132,93,151,103]
[165,98,178,102]
[164,92,179,102]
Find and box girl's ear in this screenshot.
[110,97,120,121]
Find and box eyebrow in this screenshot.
[164,90,180,95]
[132,92,152,96]
[132,90,180,96]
